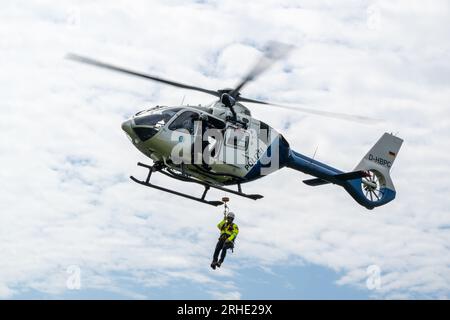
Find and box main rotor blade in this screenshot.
[238,96,381,124]
[230,41,294,97]
[66,53,220,97]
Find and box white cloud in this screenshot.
[1,0,450,299]
[209,290,242,300]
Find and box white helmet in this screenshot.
[227,212,235,219]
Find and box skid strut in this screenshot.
[130,162,263,206]
[159,170,263,200]
[130,163,223,206]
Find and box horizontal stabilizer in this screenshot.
[335,170,369,181]
[303,170,368,187]
[303,178,329,186]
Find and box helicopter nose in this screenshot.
[121,119,133,135]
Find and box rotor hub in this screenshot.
[220,93,237,108]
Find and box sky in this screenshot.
[1,0,450,299]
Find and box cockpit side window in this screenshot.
[162,108,182,120]
[168,111,198,134]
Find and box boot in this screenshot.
[210,260,217,270]
[216,259,223,268]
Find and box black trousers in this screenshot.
[213,237,234,262]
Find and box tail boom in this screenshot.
[287,132,403,210]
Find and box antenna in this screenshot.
[308,145,319,165]
[312,145,319,160]
[180,95,186,105]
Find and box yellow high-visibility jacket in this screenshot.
[217,219,239,242]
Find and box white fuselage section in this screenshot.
[121,101,281,185]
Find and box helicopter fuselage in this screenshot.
[121,101,402,210]
[121,101,290,186]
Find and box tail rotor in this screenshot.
[361,170,385,202]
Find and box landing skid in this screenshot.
[130,162,263,206]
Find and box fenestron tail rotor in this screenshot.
[361,170,385,202]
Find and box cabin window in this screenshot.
[258,121,270,144]
[206,116,226,130]
[168,111,198,134]
[225,129,249,150]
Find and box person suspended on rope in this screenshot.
[211,211,239,270]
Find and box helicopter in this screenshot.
[67,43,403,210]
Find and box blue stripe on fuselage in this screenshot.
[244,135,290,183]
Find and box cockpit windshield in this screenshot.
[132,107,181,141]
[134,108,181,128]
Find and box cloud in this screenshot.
[209,290,242,300]
[1,0,450,299]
